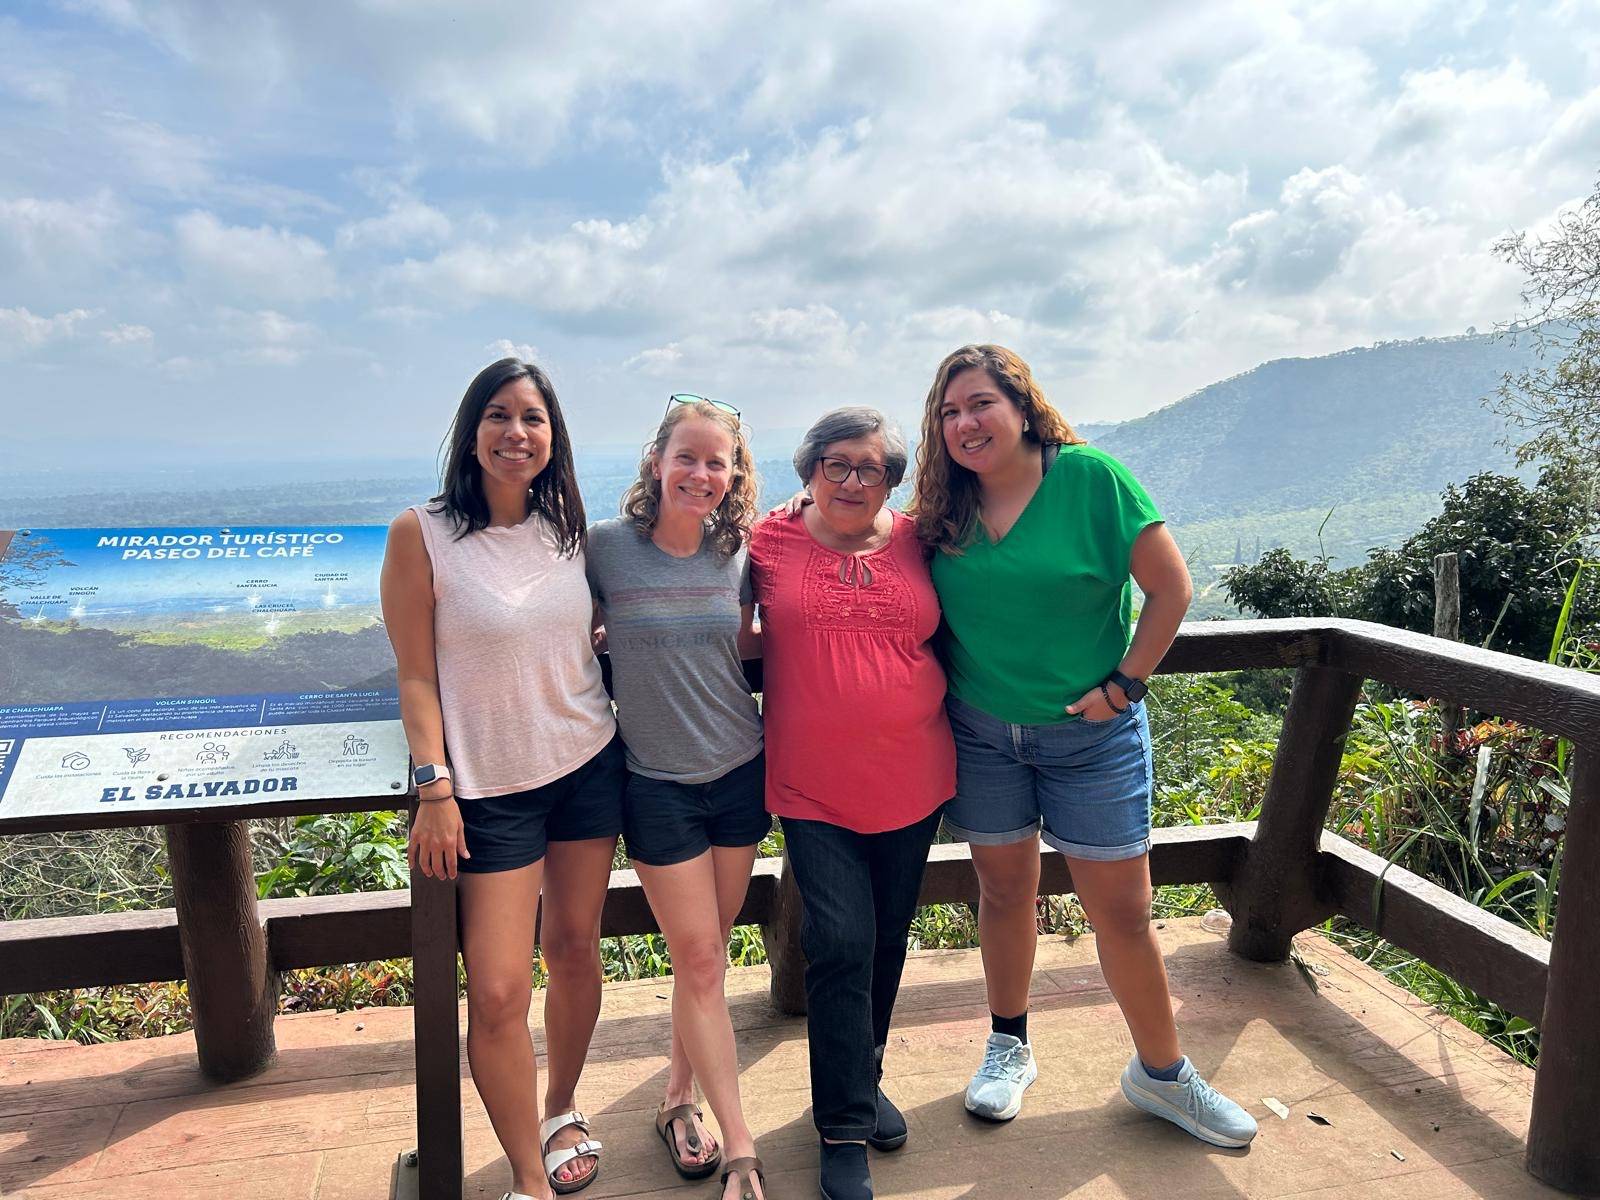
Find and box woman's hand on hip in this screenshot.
[409,793,469,879]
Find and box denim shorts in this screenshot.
[623,750,772,867]
[457,734,626,873]
[941,694,1153,862]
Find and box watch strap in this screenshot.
[1107,669,1148,703]
[413,763,452,787]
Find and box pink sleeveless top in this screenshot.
[412,505,615,798]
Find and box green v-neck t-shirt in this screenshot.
[930,443,1163,725]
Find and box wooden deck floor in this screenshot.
[0,918,1563,1200]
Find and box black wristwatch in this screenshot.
[1106,669,1148,704]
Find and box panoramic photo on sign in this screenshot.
[0,525,406,821]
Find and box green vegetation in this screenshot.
[1167,491,1446,618]
[1224,468,1598,661]
[1490,173,1600,506]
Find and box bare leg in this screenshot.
[538,837,615,1187]
[970,838,1043,1019]
[660,843,758,1164]
[639,846,764,1200]
[1068,854,1180,1067]
[459,862,550,1199]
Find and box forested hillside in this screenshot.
[1092,333,1531,524]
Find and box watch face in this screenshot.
[1113,672,1147,702]
[414,765,439,786]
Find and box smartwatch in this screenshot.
[413,763,452,788]
[1106,670,1148,704]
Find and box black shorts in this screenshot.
[457,734,626,874]
[623,751,771,867]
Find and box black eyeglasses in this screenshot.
[667,393,741,421]
[818,456,888,487]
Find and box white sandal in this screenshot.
[540,1109,602,1195]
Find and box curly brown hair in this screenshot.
[620,401,758,556]
[909,344,1084,554]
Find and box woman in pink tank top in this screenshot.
[381,358,622,1200]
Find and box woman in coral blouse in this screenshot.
[748,406,955,1200]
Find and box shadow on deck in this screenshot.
[0,918,1558,1200]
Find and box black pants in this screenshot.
[781,808,943,1140]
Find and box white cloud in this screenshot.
[3,1,1596,460]
[103,323,154,346]
[175,211,337,305]
[0,305,97,353]
[624,343,683,376]
[338,200,451,251]
[1213,167,1394,295]
[486,338,538,362]
[1379,61,1550,159]
[0,194,128,281]
[211,308,319,366]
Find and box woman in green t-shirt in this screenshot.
[909,344,1258,1149]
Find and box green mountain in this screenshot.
[1080,332,1539,614]
[1091,333,1531,525]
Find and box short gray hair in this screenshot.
[792,406,910,489]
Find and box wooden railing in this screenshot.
[3,619,1598,1196]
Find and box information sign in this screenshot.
[0,525,408,824]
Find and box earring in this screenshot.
[1022,418,1031,432]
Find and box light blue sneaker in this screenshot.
[1120,1055,1258,1148]
[963,1032,1037,1122]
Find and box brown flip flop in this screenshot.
[721,1155,765,1200]
[656,1102,721,1180]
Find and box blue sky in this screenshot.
[2,1,1598,471]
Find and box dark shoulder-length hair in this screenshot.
[429,357,586,554]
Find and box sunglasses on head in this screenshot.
[667,393,741,422]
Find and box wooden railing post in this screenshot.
[1433,552,1462,747]
[164,820,277,1082]
[407,837,463,1200]
[1225,663,1363,961]
[761,848,807,1015]
[1527,746,1600,1195]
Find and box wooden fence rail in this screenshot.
[2,618,1598,1195]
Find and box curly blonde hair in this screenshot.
[909,344,1084,554]
[621,401,758,556]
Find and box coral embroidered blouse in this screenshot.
[748,507,955,833]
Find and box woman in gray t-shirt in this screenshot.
[586,396,767,1200]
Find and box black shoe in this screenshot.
[819,1139,872,1200]
[866,1087,907,1152]
[866,1044,908,1152]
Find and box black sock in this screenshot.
[991,1010,1027,1041]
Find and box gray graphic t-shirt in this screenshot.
[586,518,763,783]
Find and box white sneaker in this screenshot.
[1120,1055,1258,1148]
[963,1032,1037,1122]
